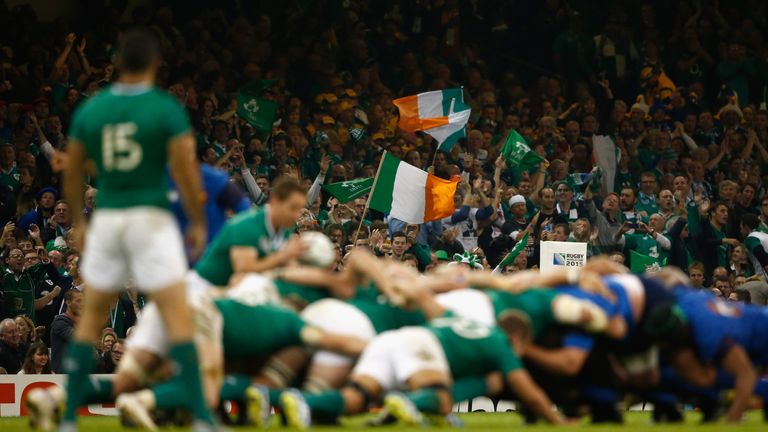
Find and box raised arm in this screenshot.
[306,154,329,207]
[51,33,76,81]
[75,37,93,87]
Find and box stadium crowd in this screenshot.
[0,0,768,424]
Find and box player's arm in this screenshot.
[551,293,609,333]
[300,326,367,357]
[667,347,716,388]
[275,266,356,299]
[229,238,305,274]
[342,248,399,299]
[721,344,757,422]
[523,345,589,376]
[506,370,564,424]
[169,132,207,258]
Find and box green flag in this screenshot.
[501,129,548,171]
[493,232,529,273]
[629,250,667,274]
[566,173,594,187]
[237,91,277,135]
[322,178,374,203]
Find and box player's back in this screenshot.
[69,84,190,210]
[428,315,520,378]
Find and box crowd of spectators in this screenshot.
[2,0,768,373]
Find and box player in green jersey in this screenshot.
[190,176,308,291]
[256,251,413,394]
[113,290,367,430]
[280,309,564,428]
[26,274,367,430]
[56,29,213,431]
[429,266,616,337]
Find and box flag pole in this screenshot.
[353,150,388,244]
[430,146,439,173]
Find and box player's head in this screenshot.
[497,310,532,348]
[116,28,160,77]
[268,176,307,229]
[643,302,689,347]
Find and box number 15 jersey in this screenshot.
[68,84,191,210]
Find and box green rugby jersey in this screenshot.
[195,207,292,286]
[68,84,191,209]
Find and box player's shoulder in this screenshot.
[228,207,262,226]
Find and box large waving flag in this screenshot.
[369,153,458,224]
[393,88,470,152]
[501,129,549,171]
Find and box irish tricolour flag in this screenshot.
[369,153,459,224]
[393,88,470,151]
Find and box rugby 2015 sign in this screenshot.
[540,241,588,272]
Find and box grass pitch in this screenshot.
[0,411,765,431]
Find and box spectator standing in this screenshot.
[50,290,82,373]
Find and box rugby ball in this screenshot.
[299,231,336,267]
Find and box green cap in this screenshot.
[435,250,449,261]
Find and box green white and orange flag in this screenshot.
[369,153,459,224]
[392,88,470,152]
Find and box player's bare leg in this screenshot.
[61,288,119,429]
[133,281,216,428]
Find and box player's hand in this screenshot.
[186,222,207,261]
[50,285,62,298]
[281,236,308,262]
